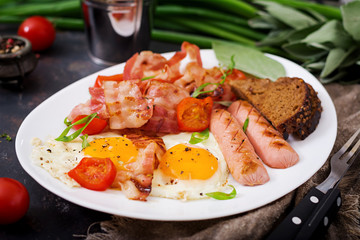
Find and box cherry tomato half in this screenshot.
[176,96,213,132]
[72,115,107,135]
[18,16,56,52]
[68,157,117,191]
[0,178,30,225]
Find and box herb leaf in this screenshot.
[255,1,318,30]
[206,185,237,200]
[212,41,285,81]
[243,117,249,132]
[341,1,360,41]
[189,128,210,144]
[141,75,157,81]
[191,55,235,98]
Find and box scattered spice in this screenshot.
[0,38,25,54]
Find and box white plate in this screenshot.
[15,50,337,221]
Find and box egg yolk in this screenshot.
[83,137,138,170]
[159,144,218,180]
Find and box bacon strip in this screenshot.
[111,134,166,201]
[103,80,153,129]
[141,81,190,133]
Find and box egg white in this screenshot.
[150,132,229,201]
[31,132,124,187]
[32,132,229,201]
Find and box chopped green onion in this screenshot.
[141,75,157,81]
[214,101,233,107]
[191,82,217,98]
[80,134,90,149]
[243,117,249,132]
[189,128,210,144]
[55,113,97,142]
[191,55,235,98]
[64,117,72,127]
[206,185,237,200]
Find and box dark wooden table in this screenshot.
[0,23,179,239]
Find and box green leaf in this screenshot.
[243,117,249,132]
[255,1,318,30]
[303,8,328,23]
[320,71,348,84]
[341,0,360,41]
[257,29,294,47]
[287,23,324,43]
[248,11,288,30]
[304,61,325,71]
[206,185,237,200]
[189,128,210,144]
[321,46,357,78]
[282,41,327,60]
[212,41,285,81]
[302,20,354,49]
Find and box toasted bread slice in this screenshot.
[229,77,321,140]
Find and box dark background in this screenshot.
[0,23,179,239]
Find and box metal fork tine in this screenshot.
[317,128,360,193]
[332,128,360,160]
[346,133,360,165]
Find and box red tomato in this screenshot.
[0,178,30,225]
[94,74,123,88]
[18,16,56,52]
[68,157,116,191]
[72,115,107,135]
[176,96,213,132]
[226,68,247,81]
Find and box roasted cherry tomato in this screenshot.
[94,74,123,88]
[0,178,30,225]
[226,68,247,81]
[176,96,213,132]
[68,157,116,191]
[72,115,107,135]
[18,16,56,52]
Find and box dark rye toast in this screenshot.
[229,77,322,140]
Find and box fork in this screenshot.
[267,128,360,240]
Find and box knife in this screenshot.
[266,128,360,240]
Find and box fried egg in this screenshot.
[32,131,229,201]
[151,132,229,200]
[31,132,138,186]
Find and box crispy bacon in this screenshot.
[103,80,153,129]
[111,134,166,201]
[141,81,190,133]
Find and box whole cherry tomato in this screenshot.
[0,178,30,225]
[18,16,56,51]
[71,115,108,135]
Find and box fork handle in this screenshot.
[295,188,341,240]
[266,187,325,240]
